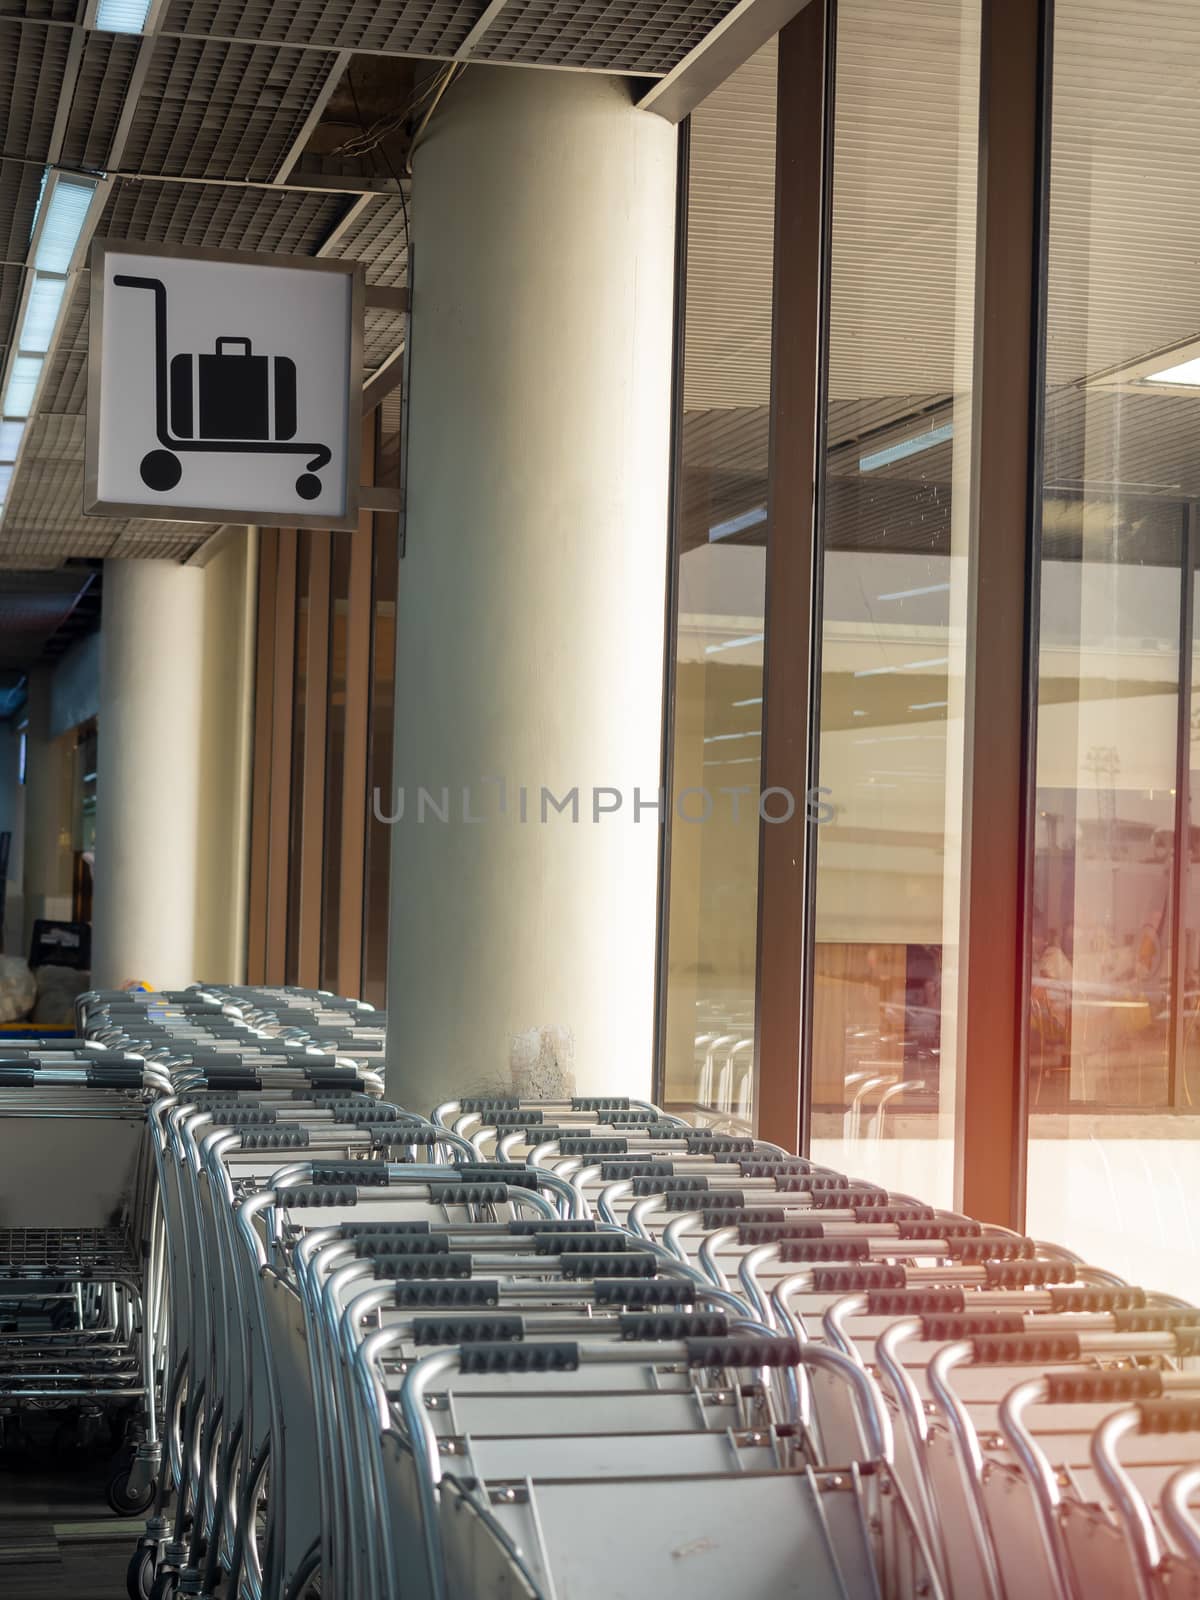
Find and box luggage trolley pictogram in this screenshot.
[114,274,332,502]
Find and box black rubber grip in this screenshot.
[921,1313,1026,1341]
[685,1337,801,1368]
[985,1260,1075,1288]
[854,1206,937,1225]
[412,1316,525,1345]
[897,1220,983,1241]
[620,1123,692,1141]
[592,1279,697,1307]
[866,1288,966,1316]
[199,1068,262,1087]
[775,1173,848,1192]
[1137,1398,1200,1434]
[458,1097,521,1113]
[0,1067,35,1086]
[372,1252,473,1280]
[812,1267,908,1292]
[239,1129,310,1150]
[687,1189,746,1210]
[429,1183,512,1206]
[297,1091,374,1106]
[459,1342,579,1374]
[394,1280,501,1308]
[86,1065,147,1088]
[810,1189,890,1210]
[336,1106,421,1126]
[307,1072,366,1092]
[738,1221,823,1246]
[600,1161,677,1182]
[1111,1308,1200,1334]
[281,1185,358,1207]
[970,1333,1081,1364]
[559,1251,658,1279]
[572,1097,632,1112]
[1047,1286,1146,1313]
[210,1107,278,1126]
[359,1235,450,1258]
[633,1175,707,1196]
[943,1236,1036,1263]
[740,1159,814,1178]
[507,1220,599,1235]
[1044,1370,1163,1405]
[606,1109,670,1125]
[531,1232,635,1255]
[459,1165,540,1190]
[484,1110,545,1127]
[346,1221,432,1241]
[686,1135,755,1155]
[781,1239,871,1263]
[702,1207,785,1231]
[309,1161,393,1185]
[555,1137,629,1156]
[619,1312,729,1340]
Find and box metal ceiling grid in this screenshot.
[363,306,406,369]
[37,275,88,414]
[120,36,337,183]
[98,176,351,253]
[60,31,143,171]
[1,10,72,158]
[322,194,408,286]
[471,0,739,73]
[161,0,484,57]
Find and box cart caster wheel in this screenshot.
[295,472,321,501]
[149,1572,178,1600]
[107,1466,156,1516]
[140,450,182,492]
[127,1543,157,1600]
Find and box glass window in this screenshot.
[1025,0,1200,1298]
[808,0,980,1203]
[661,43,777,1128]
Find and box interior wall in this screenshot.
[193,531,257,982]
[0,720,25,955]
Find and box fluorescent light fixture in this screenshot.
[732,696,763,707]
[1144,356,1200,386]
[853,655,949,678]
[94,0,153,33]
[860,421,954,473]
[4,356,43,418]
[19,275,67,353]
[705,632,764,655]
[33,175,97,273]
[877,582,951,602]
[852,709,867,717]
[0,465,11,503]
[909,700,948,711]
[703,757,761,768]
[0,421,23,461]
[703,730,761,744]
[709,505,767,541]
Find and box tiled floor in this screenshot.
[0,1450,137,1600]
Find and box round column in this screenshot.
[386,67,677,1105]
[93,558,205,989]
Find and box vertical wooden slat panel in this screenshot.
[754,1,833,1152]
[336,420,375,998]
[297,530,332,987]
[246,528,278,985]
[956,0,1049,1225]
[265,530,298,986]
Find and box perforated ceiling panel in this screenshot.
[470,0,739,71]
[162,0,484,57]
[60,32,142,172]
[38,276,89,417]
[1,10,71,159]
[98,178,350,256]
[120,37,338,182]
[322,194,408,287]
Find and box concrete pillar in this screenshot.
[386,67,677,1107]
[21,667,74,955]
[93,559,205,989]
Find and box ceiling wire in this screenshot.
[346,67,410,265]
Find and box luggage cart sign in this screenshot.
[85,242,364,531]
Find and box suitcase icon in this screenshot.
[113,273,332,502]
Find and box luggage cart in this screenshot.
[113,275,333,503]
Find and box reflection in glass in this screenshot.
[1025,0,1200,1297]
[661,44,776,1126]
[808,0,980,1204]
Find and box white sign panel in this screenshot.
[86,242,362,530]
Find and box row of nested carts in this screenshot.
[0,984,1196,1600]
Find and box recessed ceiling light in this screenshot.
[4,356,43,418]
[19,275,67,354]
[94,0,153,33]
[33,175,98,274]
[709,506,767,541]
[860,422,953,473]
[1143,357,1200,386]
